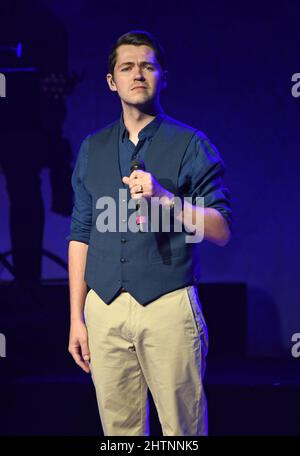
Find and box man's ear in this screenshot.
[106,73,117,92]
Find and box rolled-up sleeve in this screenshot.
[186,131,233,230]
[66,135,92,244]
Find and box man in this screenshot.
[67,30,232,436]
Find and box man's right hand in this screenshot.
[68,320,91,373]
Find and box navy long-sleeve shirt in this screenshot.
[67,111,232,244]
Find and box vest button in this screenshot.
[120,257,126,263]
[121,238,127,243]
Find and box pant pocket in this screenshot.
[185,286,209,354]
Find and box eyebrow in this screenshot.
[118,61,156,68]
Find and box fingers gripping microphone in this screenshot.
[130,158,148,232]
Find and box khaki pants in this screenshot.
[84,285,209,436]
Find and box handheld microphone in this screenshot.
[130,158,147,232]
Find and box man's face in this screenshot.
[106,44,167,108]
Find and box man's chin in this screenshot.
[125,99,153,109]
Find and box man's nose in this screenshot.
[133,66,145,80]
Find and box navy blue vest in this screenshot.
[84,114,202,305]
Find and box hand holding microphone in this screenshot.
[122,159,176,232]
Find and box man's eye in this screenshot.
[121,67,130,71]
[146,66,154,71]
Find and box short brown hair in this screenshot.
[108,30,166,75]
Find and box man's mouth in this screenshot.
[132,86,147,90]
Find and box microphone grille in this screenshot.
[130,158,145,173]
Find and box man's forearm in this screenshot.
[175,201,231,246]
[200,207,231,246]
[160,193,231,247]
[68,240,89,323]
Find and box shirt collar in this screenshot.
[119,110,165,143]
